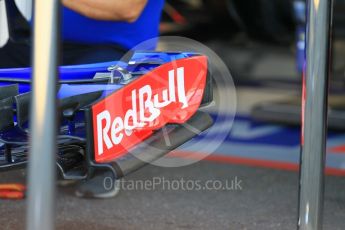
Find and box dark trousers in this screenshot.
[0,42,127,68]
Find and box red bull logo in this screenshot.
[92,56,207,162]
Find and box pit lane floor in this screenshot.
[1,159,345,230]
[1,86,345,230]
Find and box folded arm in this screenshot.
[62,0,148,22]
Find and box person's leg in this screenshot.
[75,170,121,199]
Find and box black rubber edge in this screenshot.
[84,110,213,179]
[110,111,213,178]
[201,65,213,106]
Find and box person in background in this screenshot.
[0,0,165,198]
[61,0,164,64]
[0,0,164,66]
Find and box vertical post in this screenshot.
[26,0,60,230]
[298,0,333,230]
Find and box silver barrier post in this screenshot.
[298,0,333,229]
[26,0,60,230]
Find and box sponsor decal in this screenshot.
[92,56,208,162]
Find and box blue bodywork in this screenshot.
[0,51,200,172]
[0,51,197,96]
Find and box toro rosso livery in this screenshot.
[0,52,213,181]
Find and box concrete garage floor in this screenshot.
[2,37,345,229]
[1,87,345,230]
[1,161,345,230]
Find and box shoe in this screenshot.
[75,170,120,199]
[57,180,76,187]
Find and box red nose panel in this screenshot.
[92,56,208,163]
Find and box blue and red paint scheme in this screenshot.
[0,51,213,180]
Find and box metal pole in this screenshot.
[298,0,333,230]
[26,0,60,230]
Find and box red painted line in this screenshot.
[169,151,345,177]
[328,145,345,154]
[164,3,187,25]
